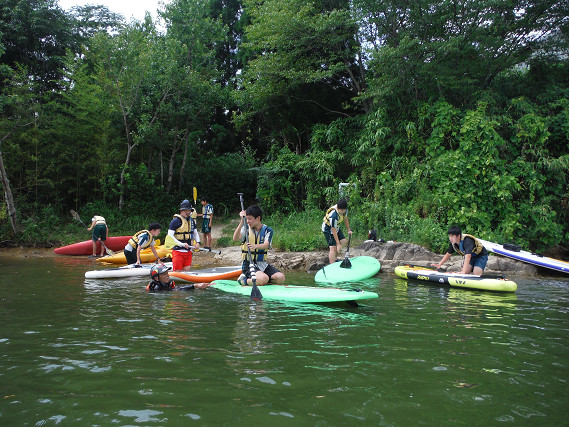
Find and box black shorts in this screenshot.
[242,261,281,279]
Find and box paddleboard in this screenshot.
[394,265,517,292]
[85,262,174,279]
[478,239,569,274]
[211,280,379,303]
[54,236,131,255]
[96,245,171,265]
[168,266,243,283]
[315,256,381,284]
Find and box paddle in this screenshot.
[164,235,221,254]
[70,209,115,256]
[340,234,352,268]
[405,264,506,279]
[192,187,198,219]
[238,193,262,300]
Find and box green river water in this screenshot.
[1,254,568,426]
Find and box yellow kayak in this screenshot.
[96,245,171,265]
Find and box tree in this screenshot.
[0,65,38,235]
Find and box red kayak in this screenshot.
[54,236,132,256]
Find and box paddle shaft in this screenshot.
[238,193,262,300]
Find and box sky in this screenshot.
[58,0,170,22]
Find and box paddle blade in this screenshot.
[340,256,352,268]
[193,187,197,203]
[250,282,263,300]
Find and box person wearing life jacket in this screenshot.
[87,214,108,257]
[197,196,214,250]
[232,204,285,286]
[146,263,211,292]
[123,222,163,266]
[432,226,489,275]
[322,198,352,264]
[167,200,200,271]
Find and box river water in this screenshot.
[1,254,568,425]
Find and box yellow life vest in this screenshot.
[322,205,344,227]
[452,234,484,256]
[241,225,269,262]
[127,230,153,250]
[93,215,106,226]
[172,214,195,244]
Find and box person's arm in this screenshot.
[432,252,452,269]
[87,219,95,232]
[150,240,162,263]
[136,244,143,264]
[233,211,246,241]
[461,254,472,274]
[344,216,352,235]
[192,229,200,249]
[209,212,213,227]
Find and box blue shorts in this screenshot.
[323,229,345,247]
[470,254,488,270]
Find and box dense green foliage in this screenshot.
[1,0,568,254]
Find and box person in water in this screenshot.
[233,204,285,286]
[432,226,489,275]
[322,198,352,264]
[124,222,163,266]
[146,264,211,292]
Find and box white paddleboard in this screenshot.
[479,239,569,274]
[85,262,173,279]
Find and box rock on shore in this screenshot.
[212,241,540,276]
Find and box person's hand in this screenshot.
[336,243,342,252]
[239,210,246,218]
[184,243,190,249]
[348,230,353,235]
[194,243,200,250]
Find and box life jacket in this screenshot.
[322,205,344,227]
[241,225,269,262]
[173,214,195,244]
[202,204,213,219]
[146,280,175,292]
[93,215,106,226]
[128,230,153,250]
[452,234,484,256]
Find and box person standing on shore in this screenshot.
[87,214,108,257]
[322,198,352,264]
[197,197,214,250]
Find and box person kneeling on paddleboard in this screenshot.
[432,226,489,275]
[146,264,211,292]
[233,204,285,286]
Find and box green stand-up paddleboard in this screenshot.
[212,280,378,304]
[315,256,381,284]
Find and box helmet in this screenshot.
[150,264,171,280]
[180,199,192,211]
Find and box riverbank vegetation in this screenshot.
[1,0,568,253]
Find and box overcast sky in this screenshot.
[58,0,171,22]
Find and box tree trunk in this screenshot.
[177,128,190,193]
[0,142,19,236]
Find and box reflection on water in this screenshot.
[1,257,569,425]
